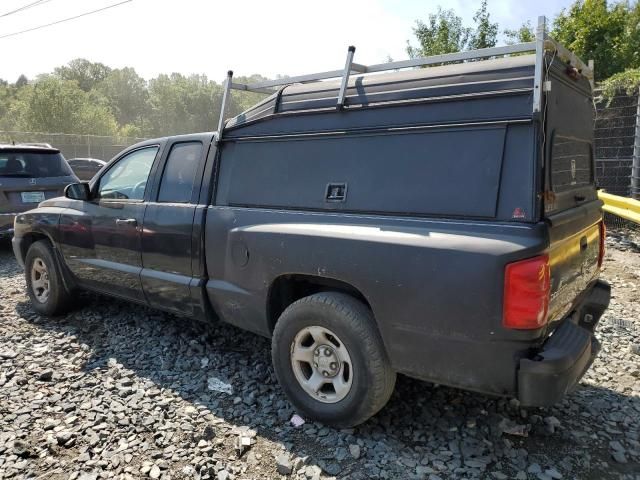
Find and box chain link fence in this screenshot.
[0,131,147,162]
[594,89,640,198]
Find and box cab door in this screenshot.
[60,146,161,301]
[141,137,210,315]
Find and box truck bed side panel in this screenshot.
[204,208,546,396]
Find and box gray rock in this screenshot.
[609,440,625,452]
[149,464,161,479]
[416,465,435,478]
[13,440,33,458]
[611,450,628,464]
[324,462,341,475]
[304,465,322,479]
[349,444,361,460]
[55,431,74,446]
[276,453,292,475]
[499,417,529,437]
[78,474,98,480]
[43,418,59,430]
[528,463,542,474]
[545,467,563,479]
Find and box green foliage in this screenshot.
[54,58,112,92]
[504,21,535,44]
[469,0,499,50]
[599,67,640,99]
[407,0,499,58]
[15,75,28,87]
[97,67,149,126]
[147,73,225,136]
[0,58,271,137]
[407,7,471,58]
[552,0,640,81]
[0,83,18,130]
[8,76,118,135]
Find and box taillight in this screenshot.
[598,221,606,269]
[503,255,551,330]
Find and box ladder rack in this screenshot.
[215,16,593,142]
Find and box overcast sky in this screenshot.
[1,0,576,83]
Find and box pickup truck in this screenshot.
[12,43,610,427]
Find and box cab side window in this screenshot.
[158,142,202,203]
[98,147,158,200]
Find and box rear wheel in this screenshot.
[25,240,72,316]
[272,292,396,427]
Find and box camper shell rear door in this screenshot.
[541,57,602,323]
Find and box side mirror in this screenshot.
[64,182,91,201]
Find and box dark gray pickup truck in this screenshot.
[12,34,610,427]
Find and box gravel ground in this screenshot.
[0,233,639,480]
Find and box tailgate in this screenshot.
[546,210,602,321]
[541,55,603,321]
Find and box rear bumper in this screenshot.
[517,279,611,406]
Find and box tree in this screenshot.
[98,67,149,126]
[54,58,112,92]
[504,21,535,44]
[0,82,17,130]
[469,0,498,50]
[10,76,118,135]
[553,0,640,81]
[147,73,223,136]
[407,7,471,58]
[15,74,28,87]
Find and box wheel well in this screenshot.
[20,232,50,260]
[267,275,372,333]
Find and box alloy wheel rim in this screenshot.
[290,325,353,403]
[30,257,50,303]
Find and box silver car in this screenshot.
[0,144,78,237]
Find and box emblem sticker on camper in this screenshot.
[512,207,526,219]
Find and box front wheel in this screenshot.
[25,240,72,316]
[271,292,396,427]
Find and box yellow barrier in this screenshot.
[598,191,640,224]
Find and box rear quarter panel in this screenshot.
[204,207,548,396]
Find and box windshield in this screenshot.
[0,151,74,178]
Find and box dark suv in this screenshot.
[0,144,78,237]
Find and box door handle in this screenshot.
[115,218,137,226]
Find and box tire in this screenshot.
[271,292,396,427]
[24,240,72,316]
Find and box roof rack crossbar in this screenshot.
[216,16,594,136]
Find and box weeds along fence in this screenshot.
[0,131,147,162]
[594,88,640,198]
